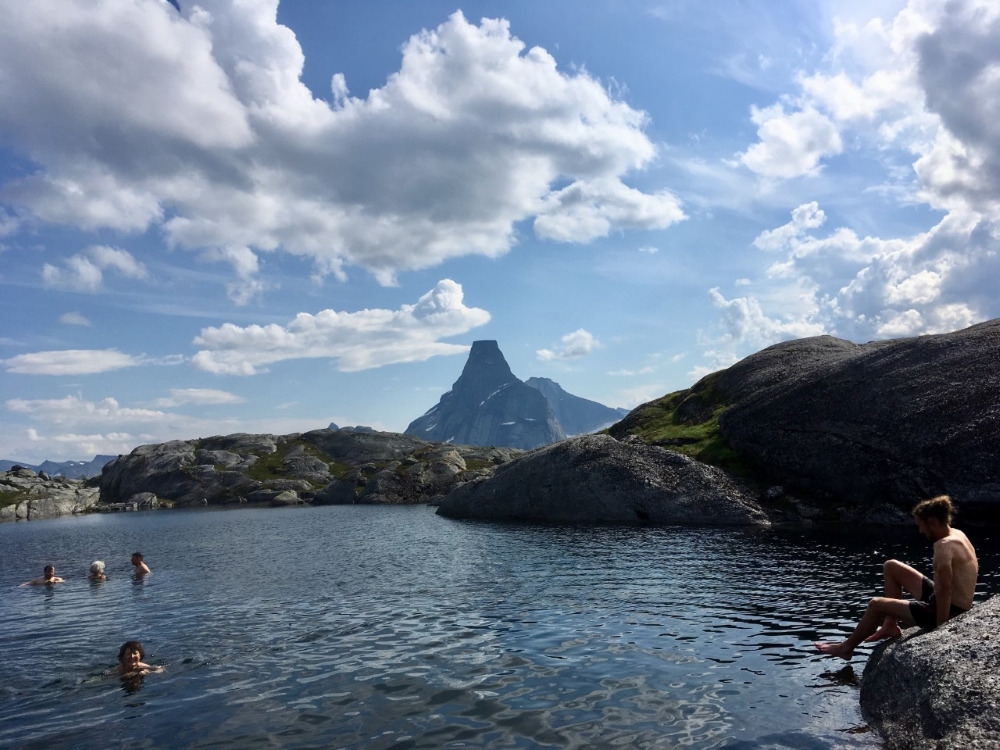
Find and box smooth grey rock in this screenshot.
[197,449,243,468]
[861,595,1000,749]
[269,490,302,506]
[716,320,1000,512]
[437,433,769,525]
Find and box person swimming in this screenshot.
[130,552,151,576]
[22,565,64,586]
[89,561,107,581]
[113,641,163,676]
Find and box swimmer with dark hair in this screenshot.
[114,641,163,676]
[130,552,150,576]
[22,565,64,586]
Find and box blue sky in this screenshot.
[1,0,998,462]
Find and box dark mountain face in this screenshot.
[405,341,565,450]
[524,377,625,436]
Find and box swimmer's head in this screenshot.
[913,495,954,525]
[90,561,105,575]
[131,552,143,563]
[43,565,54,578]
[118,641,145,663]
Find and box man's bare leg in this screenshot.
[816,598,914,660]
[865,559,925,642]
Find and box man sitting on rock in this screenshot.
[816,495,978,660]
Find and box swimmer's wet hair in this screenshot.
[90,561,105,575]
[912,495,954,524]
[118,641,145,662]
[131,552,143,560]
[44,565,54,575]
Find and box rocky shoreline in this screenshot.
[861,595,1000,748]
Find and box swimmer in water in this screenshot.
[89,561,107,581]
[22,565,64,586]
[113,641,163,676]
[130,552,150,576]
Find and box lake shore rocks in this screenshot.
[99,429,522,508]
[0,466,100,522]
[436,433,769,525]
[860,595,1000,749]
[717,320,1000,515]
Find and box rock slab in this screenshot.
[0,467,100,522]
[861,595,1000,749]
[437,433,769,525]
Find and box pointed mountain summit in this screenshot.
[405,341,565,450]
[524,377,629,436]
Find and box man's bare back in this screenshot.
[933,527,978,612]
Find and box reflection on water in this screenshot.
[2,506,998,749]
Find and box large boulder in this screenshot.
[0,468,100,522]
[860,595,1000,749]
[100,429,523,507]
[716,320,1000,511]
[436,433,769,525]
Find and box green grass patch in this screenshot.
[607,373,757,478]
[0,489,28,510]
[462,458,495,472]
[328,461,352,478]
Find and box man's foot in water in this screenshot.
[864,623,902,642]
[815,642,854,660]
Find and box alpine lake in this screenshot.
[3,504,1000,750]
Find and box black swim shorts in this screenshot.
[908,575,967,630]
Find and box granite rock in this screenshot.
[436,433,769,525]
[861,595,1000,749]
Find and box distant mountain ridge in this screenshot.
[405,341,627,450]
[0,455,116,478]
[524,377,629,436]
[405,340,565,450]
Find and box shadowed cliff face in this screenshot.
[524,377,626,436]
[405,341,565,450]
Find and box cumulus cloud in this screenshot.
[0,4,685,293]
[737,104,842,179]
[696,1,1000,375]
[5,392,331,462]
[59,311,91,326]
[536,328,600,361]
[3,349,143,375]
[41,245,147,292]
[191,278,489,375]
[152,388,246,407]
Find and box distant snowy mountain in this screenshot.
[0,455,116,478]
[405,340,565,450]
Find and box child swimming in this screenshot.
[113,641,164,676]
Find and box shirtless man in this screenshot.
[131,552,150,576]
[816,495,978,660]
[22,565,64,586]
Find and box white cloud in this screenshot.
[3,349,142,375]
[737,104,843,179]
[41,245,147,292]
[152,388,245,408]
[536,328,601,361]
[191,278,490,375]
[59,311,91,326]
[607,365,655,376]
[8,394,166,423]
[753,201,826,251]
[616,382,671,407]
[0,5,685,294]
[4,392,336,462]
[638,245,659,254]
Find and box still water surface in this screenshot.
[2,506,999,749]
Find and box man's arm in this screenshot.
[933,542,955,626]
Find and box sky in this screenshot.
[1,0,998,463]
